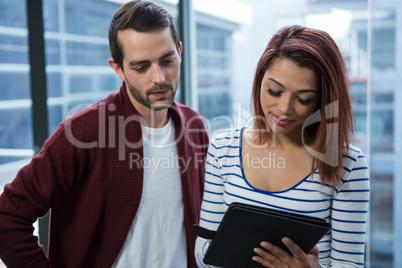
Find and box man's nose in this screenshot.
[150,64,165,84]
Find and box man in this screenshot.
[0,1,209,267]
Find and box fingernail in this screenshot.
[261,241,269,248]
[254,248,261,254]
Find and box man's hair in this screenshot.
[108,0,180,69]
[251,25,353,187]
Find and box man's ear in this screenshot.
[108,58,125,81]
[179,41,183,58]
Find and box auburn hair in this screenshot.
[251,25,354,187]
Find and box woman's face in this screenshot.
[260,57,320,138]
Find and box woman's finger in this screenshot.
[260,241,291,263]
[281,237,305,259]
[252,242,291,267]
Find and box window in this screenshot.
[0,0,33,189]
[42,0,123,135]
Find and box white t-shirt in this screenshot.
[112,117,187,268]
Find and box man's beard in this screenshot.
[124,75,178,111]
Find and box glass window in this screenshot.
[43,0,124,135]
[370,174,393,266]
[0,0,33,194]
[371,108,393,153]
[196,23,234,131]
[0,0,27,28]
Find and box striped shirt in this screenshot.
[195,128,370,268]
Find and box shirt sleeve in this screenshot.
[327,148,370,267]
[0,123,78,267]
[194,140,227,267]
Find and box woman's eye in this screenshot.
[267,88,281,97]
[297,97,313,106]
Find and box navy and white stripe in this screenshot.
[195,128,370,268]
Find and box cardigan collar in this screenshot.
[85,81,191,267]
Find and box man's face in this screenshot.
[112,28,182,113]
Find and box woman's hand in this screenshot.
[252,237,320,268]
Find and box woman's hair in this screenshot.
[251,25,353,187]
[108,0,180,69]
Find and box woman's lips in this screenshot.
[272,114,294,127]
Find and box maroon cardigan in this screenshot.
[0,82,209,267]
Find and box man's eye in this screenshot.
[134,66,147,72]
[163,58,174,64]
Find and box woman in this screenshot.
[195,25,370,267]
